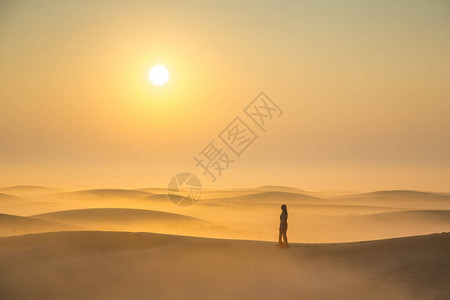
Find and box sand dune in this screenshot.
[192,207,450,243]
[141,186,312,201]
[205,191,323,205]
[200,200,405,215]
[356,190,448,198]
[0,202,82,217]
[134,187,168,193]
[354,209,450,220]
[147,193,190,204]
[255,185,307,193]
[146,194,171,201]
[32,208,226,236]
[306,209,450,224]
[198,189,449,210]
[338,190,450,209]
[0,186,61,198]
[0,185,57,193]
[0,213,82,236]
[286,210,450,242]
[0,231,447,299]
[0,185,448,243]
[158,188,260,200]
[0,185,448,298]
[254,203,405,215]
[56,189,152,200]
[198,186,313,199]
[32,208,204,223]
[0,192,22,204]
[48,189,155,207]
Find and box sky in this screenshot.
[0,0,449,191]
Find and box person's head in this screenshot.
[281,204,287,211]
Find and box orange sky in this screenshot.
[0,0,449,191]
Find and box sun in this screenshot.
[149,65,169,86]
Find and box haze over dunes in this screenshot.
[1,0,449,298]
[32,208,225,237]
[0,186,62,198]
[0,184,449,299]
[0,213,83,236]
[56,189,152,200]
[0,231,448,299]
[0,185,449,242]
[0,193,22,204]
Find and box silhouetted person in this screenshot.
[278,204,289,248]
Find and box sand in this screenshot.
[0,185,449,299]
[0,213,83,236]
[0,231,448,300]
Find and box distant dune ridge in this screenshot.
[0,193,22,204]
[0,201,81,217]
[255,185,308,193]
[356,190,449,198]
[0,213,83,236]
[32,208,208,226]
[31,208,226,237]
[209,191,323,203]
[0,186,61,198]
[0,185,449,241]
[55,189,152,200]
[0,231,448,299]
[0,185,58,193]
[0,185,449,299]
[135,187,169,193]
[338,190,450,207]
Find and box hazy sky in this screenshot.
[1,0,449,191]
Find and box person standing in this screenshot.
[278,204,289,248]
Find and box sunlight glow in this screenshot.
[149,65,169,86]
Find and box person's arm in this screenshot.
[279,213,283,229]
[281,211,287,224]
